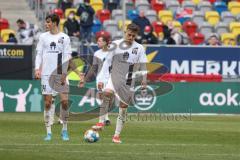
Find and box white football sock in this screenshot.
[105,113,110,121]
[114,107,127,136]
[44,110,51,134]
[61,108,68,131]
[99,94,112,123]
[49,103,55,125]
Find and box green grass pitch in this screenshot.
[0,113,240,160]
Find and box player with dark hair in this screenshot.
[84,35,112,128]
[35,14,72,141]
[97,23,148,143]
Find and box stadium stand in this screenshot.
[215,22,229,35]
[158,10,173,24]
[0,18,9,31]
[221,32,236,45]
[189,32,205,44]
[90,0,104,12]
[20,0,240,46]
[0,29,16,42]
[205,11,220,26]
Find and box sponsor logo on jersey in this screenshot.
[58,37,64,44]
[50,42,56,50]
[132,47,138,55]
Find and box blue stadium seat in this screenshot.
[92,19,102,34]
[214,2,228,15]
[127,9,139,21]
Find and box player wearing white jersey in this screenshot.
[97,24,148,143]
[35,14,72,141]
[85,35,112,129]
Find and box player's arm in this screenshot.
[84,54,98,82]
[35,34,43,79]
[139,46,148,89]
[61,36,72,85]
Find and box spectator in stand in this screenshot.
[170,28,184,45]
[136,25,158,44]
[132,11,151,34]
[162,21,175,44]
[77,0,95,43]
[103,0,120,12]
[7,33,18,44]
[16,19,39,44]
[205,33,221,46]
[59,0,73,13]
[63,11,80,38]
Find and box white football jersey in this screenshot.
[35,32,72,76]
[98,38,147,84]
[93,49,109,83]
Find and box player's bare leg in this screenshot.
[60,93,69,141]
[93,89,114,130]
[49,95,56,125]
[104,113,111,126]
[97,91,111,126]
[44,95,53,141]
[58,105,64,124]
[112,101,128,144]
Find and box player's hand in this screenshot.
[35,69,41,79]
[98,82,104,91]
[61,74,67,85]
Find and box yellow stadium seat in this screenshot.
[158,10,173,24]
[118,20,132,30]
[192,0,200,5]
[59,19,66,32]
[90,0,102,3]
[64,8,77,18]
[90,0,104,12]
[205,11,220,26]
[228,1,240,15]
[230,22,240,37]
[221,33,236,45]
[0,29,15,42]
[172,21,182,31]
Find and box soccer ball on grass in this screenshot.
[84,129,100,143]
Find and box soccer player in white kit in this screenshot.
[85,35,112,129]
[35,14,72,141]
[97,24,148,143]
